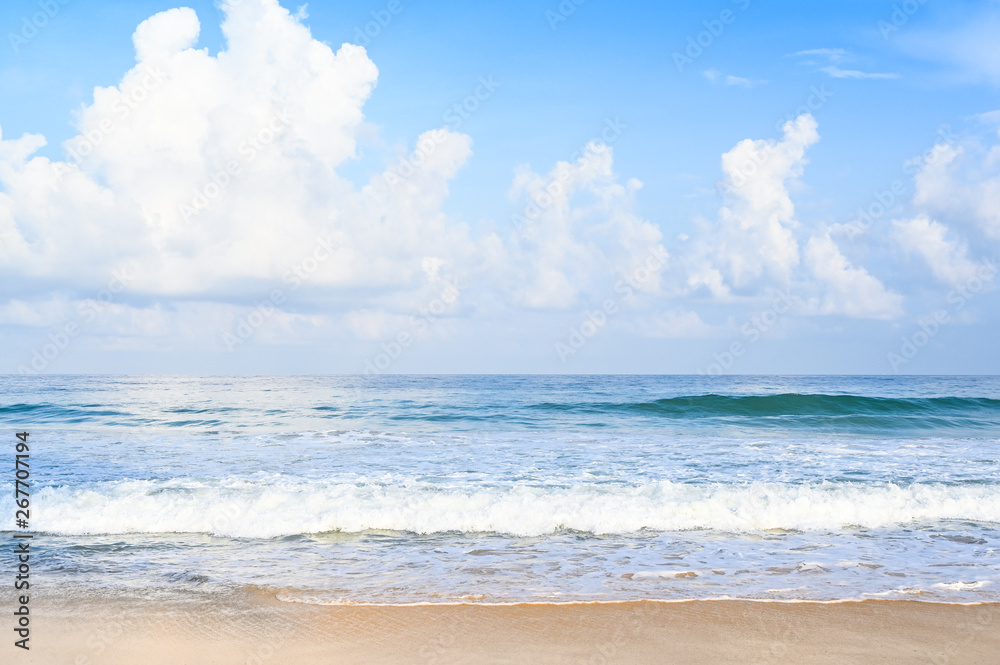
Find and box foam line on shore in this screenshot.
[15,477,1000,537]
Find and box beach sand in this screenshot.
[15,589,1000,664]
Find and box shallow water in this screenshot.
[3,375,999,603]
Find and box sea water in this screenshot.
[2,375,999,604]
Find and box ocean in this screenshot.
[3,375,999,605]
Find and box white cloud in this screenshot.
[9,1,980,368]
[0,297,73,327]
[1,0,680,357]
[793,48,847,61]
[633,309,713,338]
[706,114,819,291]
[132,7,200,62]
[677,115,907,322]
[912,142,963,208]
[83,300,330,350]
[346,309,418,341]
[820,66,899,80]
[804,232,903,320]
[911,137,1000,240]
[896,11,1000,86]
[0,0,485,304]
[702,69,763,88]
[973,109,1000,125]
[893,216,981,287]
[791,49,897,80]
[506,142,667,309]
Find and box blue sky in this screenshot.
[1,0,999,374]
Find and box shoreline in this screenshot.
[15,589,1000,664]
[273,595,1000,607]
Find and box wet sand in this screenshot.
[15,590,1000,664]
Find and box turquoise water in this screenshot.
[2,375,999,603]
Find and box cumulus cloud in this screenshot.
[10,1,982,369]
[804,232,903,320]
[698,114,819,294]
[506,141,667,309]
[910,136,1000,240]
[1,0,682,359]
[678,114,903,322]
[0,0,483,303]
[132,7,201,62]
[893,215,980,287]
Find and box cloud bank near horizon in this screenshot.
[1,0,998,371]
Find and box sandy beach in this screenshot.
[13,589,999,664]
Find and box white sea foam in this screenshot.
[14,479,1000,538]
[932,581,992,591]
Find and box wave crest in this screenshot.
[17,479,1000,538]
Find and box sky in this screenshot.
[1,0,999,374]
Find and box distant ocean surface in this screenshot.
[2,375,999,604]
